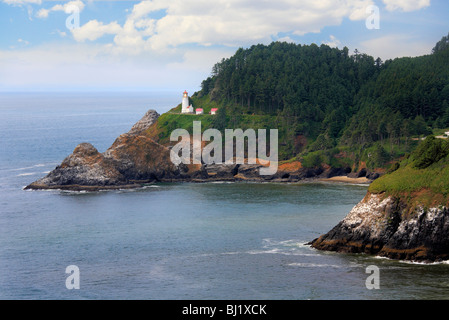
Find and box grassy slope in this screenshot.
[369,137,449,207]
[147,95,294,156]
[147,98,419,172]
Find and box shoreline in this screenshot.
[317,176,372,184]
[24,174,374,192]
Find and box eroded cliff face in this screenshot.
[26,143,125,189]
[103,133,180,182]
[310,192,449,262]
[25,110,188,190]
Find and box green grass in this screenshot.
[189,95,222,114]
[368,164,449,208]
[155,113,214,144]
[369,164,449,196]
[159,98,300,159]
[366,136,449,206]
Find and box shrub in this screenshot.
[411,136,449,169]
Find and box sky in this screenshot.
[0,0,448,93]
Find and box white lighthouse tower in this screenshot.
[181,90,193,114]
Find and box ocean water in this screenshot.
[1,92,449,300]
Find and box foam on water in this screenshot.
[287,262,343,268]
[17,173,36,177]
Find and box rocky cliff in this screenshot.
[25,108,377,191]
[25,110,191,190]
[310,192,449,262]
[309,135,449,263]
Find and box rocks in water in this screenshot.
[25,133,196,190]
[235,164,266,180]
[310,192,449,262]
[26,143,125,189]
[204,163,240,179]
[25,108,189,190]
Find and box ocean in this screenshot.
[1,92,449,300]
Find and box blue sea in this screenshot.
[1,92,449,300]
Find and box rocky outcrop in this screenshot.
[103,133,179,181]
[26,143,125,189]
[310,192,449,262]
[25,133,186,190]
[204,163,240,180]
[128,109,160,135]
[25,110,192,191]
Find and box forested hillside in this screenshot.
[198,42,378,144]
[152,32,449,171]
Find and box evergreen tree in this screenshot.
[432,32,449,54]
[212,108,227,132]
[442,100,449,127]
[192,33,449,161]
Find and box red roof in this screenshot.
[184,90,188,94]
[196,108,203,111]
[211,108,218,111]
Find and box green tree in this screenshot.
[442,100,449,127]
[368,144,389,169]
[194,33,449,162]
[309,133,335,152]
[432,32,449,54]
[212,107,227,132]
[413,115,432,137]
[412,136,449,169]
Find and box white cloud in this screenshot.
[72,20,122,42]
[323,35,341,48]
[36,7,49,18]
[359,34,433,60]
[145,0,376,49]
[2,0,41,5]
[17,38,29,45]
[276,36,296,43]
[382,0,431,12]
[69,0,376,51]
[51,29,67,38]
[36,0,85,19]
[167,48,235,73]
[2,0,436,92]
[0,42,217,91]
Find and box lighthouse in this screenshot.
[181,90,194,114]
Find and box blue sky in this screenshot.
[0,0,448,92]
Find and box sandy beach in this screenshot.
[319,176,372,184]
